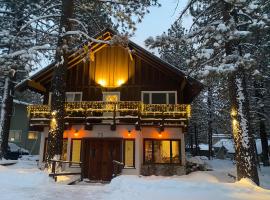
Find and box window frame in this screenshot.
[123,139,135,168]
[48,92,83,104]
[143,139,181,165]
[70,138,82,165]
[141,91,177,104]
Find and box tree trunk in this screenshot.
[229,69,259,185]
[0,70,16,159]
[194,123,199,156]
[207,87,213,160]
[222,1,259,185]
[259,119,270,166]
[46,0,74,163]
[254,80,270,166]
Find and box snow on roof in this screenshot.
[13,99,30,106]
[213,138,270,154]
[199,143,210,151]
[213,139,235,153]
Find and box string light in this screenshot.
[28,102,192,123]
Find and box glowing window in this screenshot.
[28,131,38,140]
[124,140,135,168]
[144,139,181,164]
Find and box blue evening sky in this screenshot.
[132,0,192,47]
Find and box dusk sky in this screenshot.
[132,0,192,47]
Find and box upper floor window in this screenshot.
[141,91,177,104]
[65,92,82,102]
[49,92,82,104]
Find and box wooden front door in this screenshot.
[82,138,122,181]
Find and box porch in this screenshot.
[39,125,186,181]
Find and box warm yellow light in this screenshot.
[186,105,191,118]
[117,79,125,87]
[98,79,107,87]
[233,119,237,126]
[231,109,237,117]
[52,118,56,123]
[52,111,56,116]
[158,133,162,138]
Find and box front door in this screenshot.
[82,138,122,181]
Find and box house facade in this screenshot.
[16,29,202,181]
[9,100,41,155]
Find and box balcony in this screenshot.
[27,101,191,128]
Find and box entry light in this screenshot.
[128,130,131,137]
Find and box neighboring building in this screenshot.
[213,138,270,160]
[9,100,41,155]
[16,28,203,181]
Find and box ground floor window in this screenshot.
[43,138,68,161]
[28,131,38,140]
[144,139,181,164]
[123,139,135,168]
[71,139,82,163]
[9,130,22,142]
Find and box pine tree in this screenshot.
[0,0,48,158]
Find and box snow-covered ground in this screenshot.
[0,157,269,200]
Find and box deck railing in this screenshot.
[27,101,191,121]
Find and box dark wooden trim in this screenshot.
[123,139,135,168]
[143,138,181,165]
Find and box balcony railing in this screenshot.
[27,101,191,125]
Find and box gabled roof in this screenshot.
[16,28,203,102]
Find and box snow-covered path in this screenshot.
[0,159,269,200]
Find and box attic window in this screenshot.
[141,91,177,104]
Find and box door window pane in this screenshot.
[152,93,167,104]
[153,141,170,163]
[172,141,180,163]
[144,140,153,163]
[124,140,134,167]
[71,140,81,162]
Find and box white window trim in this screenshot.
[102,92,121,101]
[141,91,177,104]
[48,92,83,104]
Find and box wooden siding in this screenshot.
[44,46,184,104]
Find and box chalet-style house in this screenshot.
[16,28,202,181]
